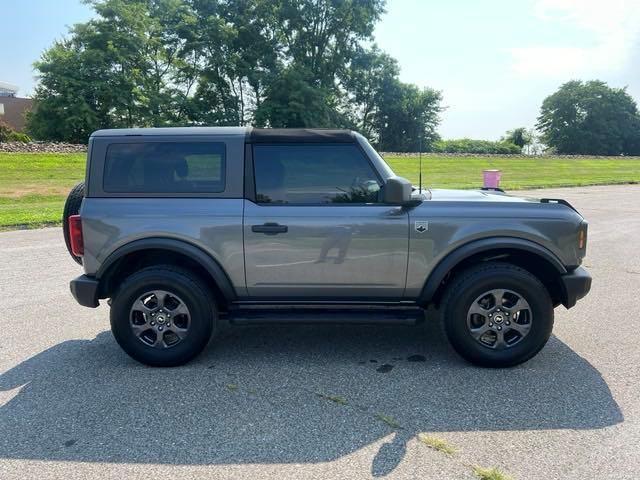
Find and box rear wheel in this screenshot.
[441,262,554,367]
[110,266,216,367]
[62,181,85,265]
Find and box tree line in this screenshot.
[27,0,442,151]
[26,1,640,155]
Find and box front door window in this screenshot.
[253,144,381,205]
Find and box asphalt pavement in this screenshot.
[1,184,639,479]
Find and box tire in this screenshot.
[110,266,217,367]
[63,181,85,265]
[441,262,554,368]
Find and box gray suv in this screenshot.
[65,127,591,367]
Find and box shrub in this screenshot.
[433,138,521,154]
[0,121,13,142]
[7,131,31,143]
[0,121,31,143]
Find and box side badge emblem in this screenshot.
[415,221,429,233]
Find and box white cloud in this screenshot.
[510,0,640,78]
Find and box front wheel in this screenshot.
[110,266,216,367]
[441,262,554,367]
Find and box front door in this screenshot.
[243,143,409,299]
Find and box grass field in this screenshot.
[1,152,639,229]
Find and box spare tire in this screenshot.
[63,181,85,265]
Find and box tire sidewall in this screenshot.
[444,267,553,367]
[110,269,215,367]
[63,181,85,265]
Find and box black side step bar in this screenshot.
[222,306,425,326]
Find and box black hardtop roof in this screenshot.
[248,128,356,144]
[91,126,358,144]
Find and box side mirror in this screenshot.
[383,176,413,204]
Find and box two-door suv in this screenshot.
[65,127,591,367]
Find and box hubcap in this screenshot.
[466,289,532,350]
[129,290,191,348]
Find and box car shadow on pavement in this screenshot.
[0,320,623,476]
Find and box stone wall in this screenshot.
[1,141,637,159]
[0,142,87,153]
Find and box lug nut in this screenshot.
[489,313,493,317]
[497,326,502,331]
[505,312,509,316]
[150,321,155,326]
[158,326,163,331]
[489,322,493,327]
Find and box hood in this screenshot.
[427,188,538,203]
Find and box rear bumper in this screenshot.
[70,275,100,308]
[560,266,592,309]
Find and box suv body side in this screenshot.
[78,127,586,308]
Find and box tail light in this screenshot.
[68,215,84,257]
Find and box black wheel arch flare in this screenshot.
[96,237,237,303]
[418,237,568,306]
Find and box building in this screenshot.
[0,82,33,132]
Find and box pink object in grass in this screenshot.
[483,169,501,188]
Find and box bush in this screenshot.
[432,138,521,154]
[0,121,31,143]
[7,131,31,143]
[0,121,13,142]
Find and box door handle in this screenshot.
[251,222,288,235]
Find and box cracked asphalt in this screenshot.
[1,184,639,479]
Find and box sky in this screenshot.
[1,0,639,139]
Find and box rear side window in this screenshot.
[103,142,226,194]
[253,144,381,204]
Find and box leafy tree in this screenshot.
[28,0,443,146]
[254,68,344,127]
[28,0,195,141]
[344,46,399,137]
[502,127,532,151]
[537,80,640,155]
[373,80,442,152]
[26,40,104,143]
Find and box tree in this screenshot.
[344,47,443,151]
[536,80,640,155]
[28,0,443,145]
[502,127,532,151]
[28,0,196,141]
[372,80,443,152]
[344,46,399,137]
[26,40,104,143]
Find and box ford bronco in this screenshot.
[65,127,591,367]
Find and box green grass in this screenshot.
[385,155,640,190]
[472,466,513,480]
[416,433,457,455]
[1,151,639,229]
[374,413,401,429]
[0,152,85,229]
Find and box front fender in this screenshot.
[417,237,567,305]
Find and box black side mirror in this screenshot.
[383,176,413,204]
